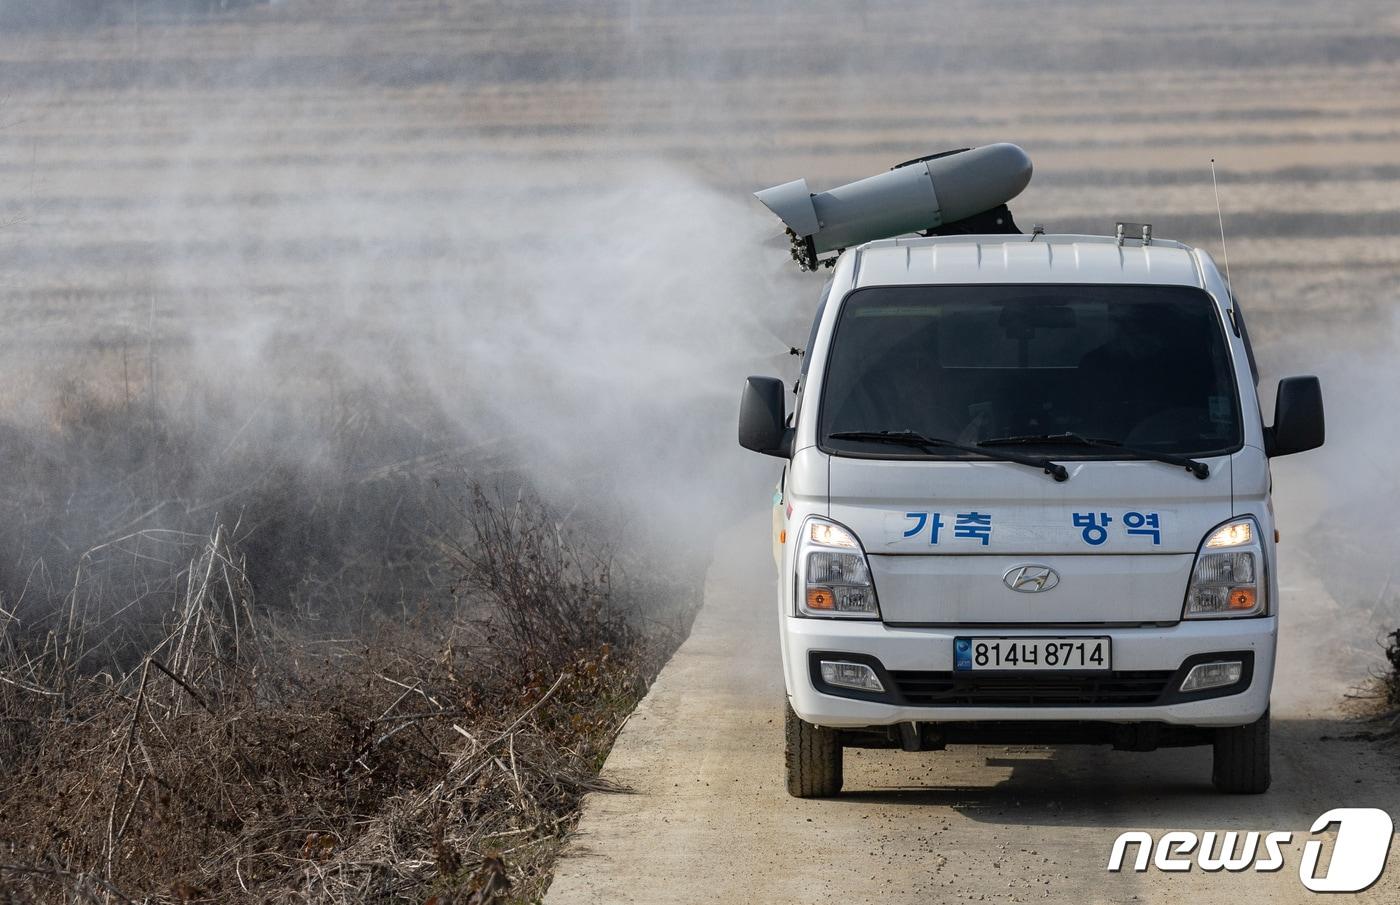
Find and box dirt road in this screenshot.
[546,514,1400,904]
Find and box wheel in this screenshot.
[785,700,843,797]
[1212,710,1271,794]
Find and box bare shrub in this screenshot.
[0,466,693,903]
[1380,628,1400,709]
[452,485,638,670]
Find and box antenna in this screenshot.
[1210,158,1233,290]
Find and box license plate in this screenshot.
[954,637,1111,671]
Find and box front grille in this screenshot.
[889,670,1174,706]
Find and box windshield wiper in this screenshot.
[978,432,1210,480]
[829,429,1069,482]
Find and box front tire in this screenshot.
[785,700,843,797]
[1212,710,1271,794]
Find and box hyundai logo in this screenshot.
[1003,564,1060,593]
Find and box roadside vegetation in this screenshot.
[1337,625,1400,743]
[1366,628,1400,735]
[1385,629,1400,707]
[0,386,699,903]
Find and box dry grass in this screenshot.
[1332,629,1400,743]
[1350,629,1400,735]
[0,389,699,904]
[1385,629,1400,708]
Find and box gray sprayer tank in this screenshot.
[755,142,1032,270]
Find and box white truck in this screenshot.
[739,144,1325,797]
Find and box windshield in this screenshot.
[819,284,1241,457]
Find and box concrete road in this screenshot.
[547,515,1400,904]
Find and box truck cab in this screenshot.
[739,231,1324,797]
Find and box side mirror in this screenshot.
[1266,375,1324,457]
[738,376,793,458]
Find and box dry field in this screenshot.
[0,0,1398,901]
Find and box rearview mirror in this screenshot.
[738,376,793,458]
[1266,375,1324,457]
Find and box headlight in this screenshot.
[1183,518,1266,619]
[797,518,880,618]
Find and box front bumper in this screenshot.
[784,615,1275,728]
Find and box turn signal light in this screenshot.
[1228,588,1256,610]
[806,588,835,610]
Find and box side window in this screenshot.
[792,280,834,424]
[800,280,834,381]
[1232,295,1260,387]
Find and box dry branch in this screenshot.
[0,483,693,905]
